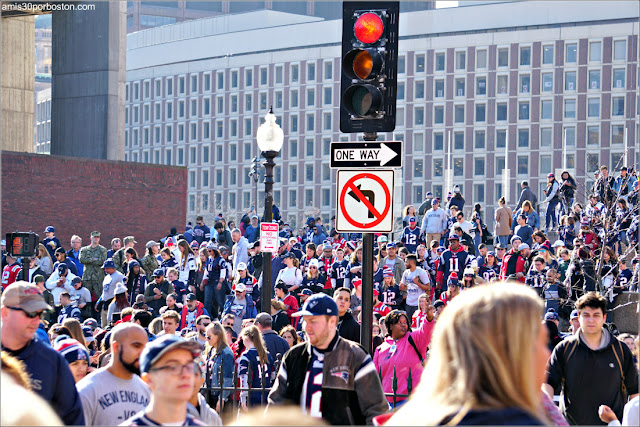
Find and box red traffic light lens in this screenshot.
[354,12,383,44]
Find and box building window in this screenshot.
[307,62,316,81]
[453,158,464,176]
[496,129,506,148]
[518,102,529,120]
[497,75,508,94]
[260,67,268,85]
[498,48,509,67]
[542,45,554,65]
[455,78,465,97]
[564,99,576,119]
[565,71,576,91]
[474,184,485,203]
[475,130,485,149]
[414,160,423,178]
[245,94,252,112]
[476,104,486,122]
[588,98,600,118]
[566,43,577,63]
[291,64,299,83]
[322,189,331,207]
[323,87,332,105]
[454,132,464,150]
[613,39,626,61]
[324,61,332,80]
[520,74,530,94]
[415,107,424,126]
[520,46,531,66]
[397,82,404,100]
[587,126,599,145]
[613,69,625,89]
[474,158,485,176]
[454,105,464,123]
[564,127,576,146]
[455,51,465,70]
[414,133,424,152]
[496,157,505,176]
[476,77,486,96]
[540,155,552,175]
[413,186,423,204]
[415,54,425,73]
[612,125,625,144]
[290,90,298,108]
[587,152,599,173]
[306,114,314,131]
[306,88,315,107]
[177,148,184,165]
[433,159,443,177]
[191,74,198,93]
[415,80,425,99]
[435,80,444,98]
[518,129,529,147]
[541,100,552,120]
[517,156,528,175]
[398,56,405,74]
[540,128,552,148]
[275,65,283,85]
[496,103,507,121]
[589,41,602,62]
[245,68,253,87]
[476,49,487,69]
[542,73,553,92]
[588,70,600,90]
[434,132,444,151]
[231,70,238,88]
[435,52,445,71]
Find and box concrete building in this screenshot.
[126,1,434,33]
[35,26,52,74]
[124,1,639,229]
[34,87,51,154]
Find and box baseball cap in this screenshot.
[570,309,579,320]
[145,240,159,249]
[308,259,320,268]
[547,173,555,178]
[453,185,461,193]
[432,198,440,205]
[282,252,296,259]
[436,247,444,254]
[409,217,416,223]
[434,300,445,309]
[102,259,116,269]
[237,262,247,271]
[377,236,388,243]
[251,215,259,220]
[386,242,397,248]
[71,277,82,286]
[57,263,69,274]
[83,318,99,330]
[82,326,95,343]
[448,234,460,241]
[152,268,165,277]
[186,293,197,301]
[463,268,475,277]
[495,243,506,249]
[235,283,247,293]
[289,237,298,243]
[487,251,496,257]
[518,243,530,251]
[426,191,433,197]
[45,226,55,233]
[298,288,313,296]
[292,293,338,317]
[373,289,379,297]
[128,260,140,268]
[55,247,66,255]
[123,236,137,245]
[510,235,522,244]
[322,243,333,251]
[552,240,565,248]
[91,231,101,238]
[139,335,203,374]
[190,240,200,249]
[1,281,52,312]
[206,242,218,250]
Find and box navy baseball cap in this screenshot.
[139,335,202,374]
[487,251,496,257]
[292,293,338,317]
[570,309,579,319]
[448,234,460,241]
[510,235,522,244]
[152,268,165,277]
[409,217,417,223]
[298,288,313,296]
[102,259,116,269]
[544,310,559,321]
[45,226,55,233]
[386,242,397,248]
[283,252,296,259]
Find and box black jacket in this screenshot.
[272,310,290,334]
[268,333,388,425]
[337,310,361,343]
[546,330,639,425]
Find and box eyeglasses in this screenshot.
[309,266,317,269]
[6,306,45,319]
[200,322,211,327]
[150,361,199,376]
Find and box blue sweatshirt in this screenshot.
[2,338,84,425]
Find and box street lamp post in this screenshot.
[256,107,283,313]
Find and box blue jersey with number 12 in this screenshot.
[402,226,421,254]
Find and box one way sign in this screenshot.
[330,141,402,169]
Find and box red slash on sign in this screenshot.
[339,173,391,229]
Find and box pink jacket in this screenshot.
[373,316,435,402]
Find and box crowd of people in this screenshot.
[0,163,639,426]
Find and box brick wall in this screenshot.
[2,151,187,255]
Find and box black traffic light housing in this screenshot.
[5,232,39,257]
[340,1,399,133]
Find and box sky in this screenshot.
[436,1,459,8]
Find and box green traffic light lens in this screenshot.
[351,86,373,116]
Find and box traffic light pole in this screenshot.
[360,131,377,354]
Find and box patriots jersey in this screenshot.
[618,268,633,289]
[525,267,547,288]
[373,302,391,317]
[302,347,325,418]
[437,249,471,291]
[329,238,346,250]
[330,259,350,288]
[401,226,421,254]
[479,264,500,283]
[373,268,383,291]
[379,283,403,307]
[319,256,335,289]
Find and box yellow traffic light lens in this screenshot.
[354,12,384,44]
[353,51,373,80]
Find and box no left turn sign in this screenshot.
[335,169,394,233]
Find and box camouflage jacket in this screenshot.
[79,244,107,282]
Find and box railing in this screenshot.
[199,355,415,421]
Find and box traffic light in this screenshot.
[340,1,399,133]
[5,232,39,257]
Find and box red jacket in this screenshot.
[179,301,206,330]
[1,263,22,290]
[499,250,526,283]
[281,294,299,328]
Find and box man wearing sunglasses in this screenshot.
[1,281,84,425]
[122,335,203,426]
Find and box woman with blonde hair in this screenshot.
[270,299,289,334]
[37,243,54,276]
[388,282,550,425]
[237,325,274,409]
[62,318,87,349]
[205,321,235,413]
